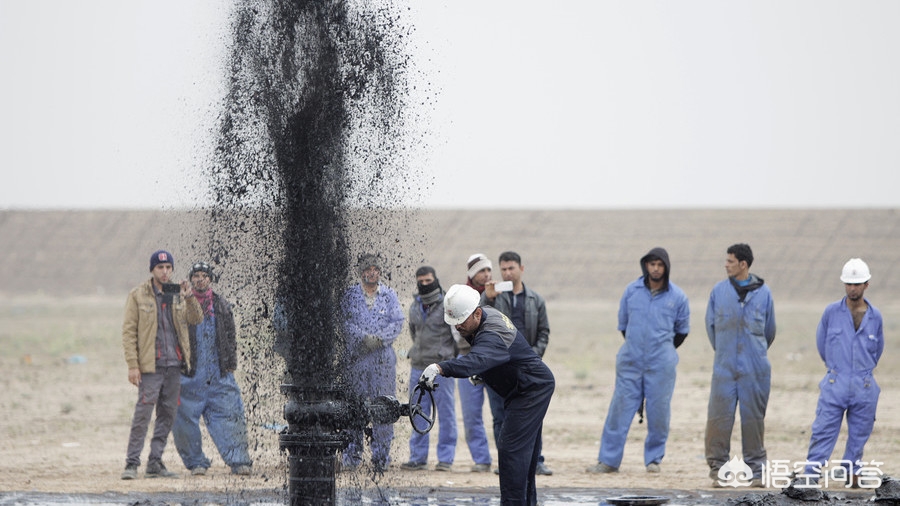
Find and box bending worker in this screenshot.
[421,284,555,506]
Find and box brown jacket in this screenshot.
[122,278,203,374]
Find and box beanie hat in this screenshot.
[189,261,216,282]
[466,253,492,280]
[358,253,381,274]
[150,250,174,271]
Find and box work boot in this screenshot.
[145,460,179,478]
[191,466,208,476]
[470,463,491,473]
[232,465,252,476]
[400,461,427,471]
[536,462,553,476]
[121,464,138,480]
[435,462,452,472]
[646,463,661,473]
[586,462,618,474]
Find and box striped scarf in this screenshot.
[193,289,214,317]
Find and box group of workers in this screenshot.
[341,250,555,505]
[584,244,884,492]
[117,244,885,506]
[120,251,251,480]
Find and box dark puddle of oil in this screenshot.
[1,488,884,506]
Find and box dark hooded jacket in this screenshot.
[185,292,237,377]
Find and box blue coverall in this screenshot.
[173,307,251,471]
[705,275,776,479]
[805,297,884,475]
[342,283,405,469]
[598,248,690,469]
[439,306,554,506]
[456,375,492,466]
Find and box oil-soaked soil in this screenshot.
[0,486,888,506]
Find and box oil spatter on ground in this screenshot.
[875,475,900,505]
[724,480,900,506]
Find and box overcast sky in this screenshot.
[2,1,898,210]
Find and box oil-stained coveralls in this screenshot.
[438,306,555,506]
[173,292,252,472]
[705,274,776,479]
[598,247,690,468]
[342,282,405,469]
[805,297,883,475]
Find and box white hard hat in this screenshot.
[840,258,871,284]
[444,284,481,325]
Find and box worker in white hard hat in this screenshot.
[800,258,884,486]
[420,284,555,506]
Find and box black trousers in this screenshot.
[497,380,554,506]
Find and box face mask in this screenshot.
[418,278,442,305]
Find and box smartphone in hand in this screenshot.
[162,283,182,294]
[494,281,513,292]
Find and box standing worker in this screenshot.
[121,250,203,479]
[705,243,776,487]
[421,284,555,506]
[482,251,554,476]
[587,247,689,474]
[453,253,494,473]
[400,266,459,471]
[341,253,405,472]
[803,258,884,483]
[172,262,252,476]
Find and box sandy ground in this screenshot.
[2,296,899,504]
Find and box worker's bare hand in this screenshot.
[128,368,141,387]
[180,280,193,299]
[483,280,498,300]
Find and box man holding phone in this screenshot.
[481,251,553,476]
[120,250,203,479]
